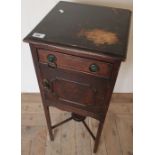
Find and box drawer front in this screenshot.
[38,49,113,78]
[39,63,108,113]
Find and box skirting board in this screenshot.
[21,93,133,103]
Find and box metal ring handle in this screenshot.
[48,62,57,69]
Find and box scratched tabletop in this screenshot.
[24,1,131,60]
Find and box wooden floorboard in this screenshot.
[75,118,92,155]
[45,109,63,155]
[21,93,133,155]
[89,118,108,155]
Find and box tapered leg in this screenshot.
[43,105,54,141]
[93,121,104,153]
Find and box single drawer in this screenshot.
[38,49,113,78]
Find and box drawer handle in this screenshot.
[89,64,100,72]
[43,79,50,90]
[47,54,56,62]
[48,62,57,69]
[47,54,57,69]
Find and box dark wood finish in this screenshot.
[38,49,113,78]
[39,64,108,116]
[29,44,54,141]
[51,116,73,129]
[23,1,131,153]
[24,1,131,60]
[82,120,96,141]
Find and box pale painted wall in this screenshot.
[21,0,133,92]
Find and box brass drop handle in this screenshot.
[47,54,57,69]
[43,79,50,90]
[89,64,100,72]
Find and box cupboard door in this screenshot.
[39,63,108,113]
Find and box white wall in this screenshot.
[22,0,133,92]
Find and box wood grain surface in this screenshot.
[21,93,133,155]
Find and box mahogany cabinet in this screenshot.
[24,1,131,153]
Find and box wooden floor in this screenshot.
[21,93,133,155]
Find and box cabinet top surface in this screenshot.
[24,1,131,60]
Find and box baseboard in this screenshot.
[21,92,133,103]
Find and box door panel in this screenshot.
[51,77,96,106]
[39,63,108,113]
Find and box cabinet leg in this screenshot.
[43,105,54,141]
[93,121,104,153]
